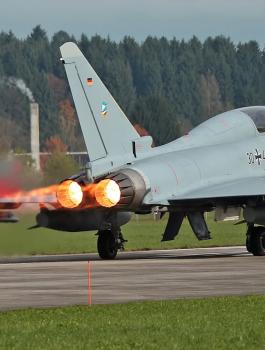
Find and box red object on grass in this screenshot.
[88,261,92,306]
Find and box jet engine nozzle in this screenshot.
[95,179,121,208]
[106,169,147,210]
[56,169,147,210]
[56,180,83,209]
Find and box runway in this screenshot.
[0,246,265,311]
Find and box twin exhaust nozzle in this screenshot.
[56,179,121,209]
[56,168,148,210]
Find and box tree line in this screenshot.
[0,25,265,153]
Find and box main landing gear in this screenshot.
[97,228,127,259]
[246,225,265,256]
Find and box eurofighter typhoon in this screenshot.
[1,42,265,259]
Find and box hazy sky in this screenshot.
[1,0,265,45]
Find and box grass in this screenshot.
[0,212,245,256]
[0,296,264,349]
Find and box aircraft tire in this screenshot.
[97,230,118,260]
[246,235,252,253]
[248,227,265,256]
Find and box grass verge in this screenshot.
[0,296,264,349]
[0,213,245,255]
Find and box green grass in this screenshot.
[0,296,264,349]
[0,213,245,256]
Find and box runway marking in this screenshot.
[88,261,92,306]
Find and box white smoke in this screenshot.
[4,77,35,102]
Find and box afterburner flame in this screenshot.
[0,177,120,210]
[0,184,58,204]
[56,180,83,208]
[95,179,121,208]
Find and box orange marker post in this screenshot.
[88,261,92,306]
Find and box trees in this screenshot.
[133,95,181,145]
[42,135,79,184]
[0,83,29,151]
[43,152,79,185]
[0,30,264,151]
[234,41,263,107]
[200,71,223,120]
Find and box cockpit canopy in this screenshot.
[240,106,265,133]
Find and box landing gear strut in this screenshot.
[246,225,265,256]
[97,229,127,259]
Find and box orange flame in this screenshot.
[0,184,58,205]
[94,179,121,208]
[56,180,83,209]
[0,179,121,210]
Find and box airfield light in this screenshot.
[56,180,83,209]
[95,179,121,208]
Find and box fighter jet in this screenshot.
[1,41,265,259]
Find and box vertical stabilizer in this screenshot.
[60,42,142,178]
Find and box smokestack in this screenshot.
[30,103,40,171]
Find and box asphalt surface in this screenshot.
[0,246,265,311]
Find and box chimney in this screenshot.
[30,103,40,171]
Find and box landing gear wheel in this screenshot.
[247,226,265,256]
[97,230,118,260]
[246,235,252,253]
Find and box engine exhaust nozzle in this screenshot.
[56,180,83,209]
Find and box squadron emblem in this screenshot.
[101,101,108,116]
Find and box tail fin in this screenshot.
[60,42,142,178]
